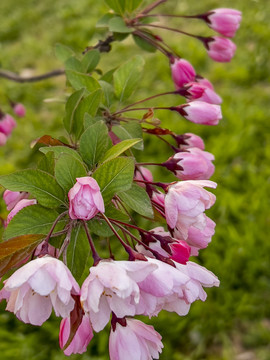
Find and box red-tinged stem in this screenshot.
[134,179,169,191]
[133,29,171,57]
[113,106,169,116]
[58,223,73,262]
[135,23,199,39]
[82,221,101,266]
[137,14,200,19]
[140,0,168,15]
[137,162,164,166]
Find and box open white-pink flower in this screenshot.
[0,256,80,326]
[109,318,163,360]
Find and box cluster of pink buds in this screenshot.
[0,103,25,146]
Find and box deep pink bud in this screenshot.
[181,133,205,150]
[195,76,214,90]
[172,101,222,125]
[3,190,29,211]
[6,198,37,225]
[170,240,191,264]
[205,36,237,62]
[184,82,222,104]
[13,103,26,118]
[134,166,153,187]
[68,177,105,220]
[59,315,93,355]
[0,114,16,136]
[206,8,242,38]
[171,148,215,180]
[171,58,196,88]
[0,132,7,146]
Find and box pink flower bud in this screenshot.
[3,190,29,211]
[0,114,16,136]
[134,166,153,187]
[205,36,237,62]
[13,103,26,118]
[68,177,105,220]
[109,318,163,360]
[171,58,196,88]
[172,101,222,125]
[59,315,93,355]
[181,133,205,150]
[6,198,37,225]
[170,240,191,264]
[184,82,222,104]
[171,148,215,180]
[206,8,242,38]
[0,132,7,146]
[195,76,214,89]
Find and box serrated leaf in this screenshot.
[55,43,74,62]
[73,89,103,138]
[38,151,55,175]
[102,138,142,162]
[108,17,133,33]
[64,89,85,133]
[119,183,154,218]
[55,154,87,192]
[133,34,157,53]
[67,225,90,281]
[112,122,143,150]
[79,121,109,167]
[84,114,103,129]
[81,50,100,73]
[113,55,145,102]
[40,146,83,162]
[0,234,44,277]
[93,157,134,204]
[0,170,66,208]
[4,205,67,240]
[66,70,100,93]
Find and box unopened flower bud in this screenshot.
[3,190,29,211]
[13,103,26,117]
[204,8,242,38]
[183,82,222,104]
[171,58,196,88]
[174,133,205,150]
[203,36,237,62]
[6,198,37,225]
[68,177,105,220]
[0,132,7,146]
[0,114,16,136]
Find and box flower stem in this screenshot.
[82,221,101,266]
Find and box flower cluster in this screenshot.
[0,2,241,359]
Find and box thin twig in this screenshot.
[0,69,65,83]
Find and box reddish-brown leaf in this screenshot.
[0,234,45,277]
[31,135,72,148]
[142,127,174,135]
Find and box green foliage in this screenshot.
[119,183,153,218]
[102,138,142,162]
[112,122,144,150]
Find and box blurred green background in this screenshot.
[0,0,270,359]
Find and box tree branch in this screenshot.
[0,69,65,83]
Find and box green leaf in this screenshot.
[66,70,100,93]
[102,138,142,162]
[79,121,109,167]
[0,234,44,277]
[112,122,143,150]
[0,169,66,208]
[93,157,134,204]
[99,80,115,107]
[108,17,133,33]
[55,154,87,193]
[55,43,74,62]
[4,205,67,240]
[73,89,103,138]
[125,0,143,12]
[119,183,154,218]
[96,13,115,28]
[65,57,82,72]
[81,50,100,73]
[84,114,102,129]
[40,146,83,162]
[113,55,145,102]
[67,225,90,281]
[64,89,85,134]
[100,68,117,83]
[105,0,126,14]
[38,151,55,175]
[133,34,157,53]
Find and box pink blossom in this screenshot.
[171,148,215,180]
[3,190,29,211]
[6,198,37,225]
[0,114,16,136]
[181,133,205,150]
[68,177,104,220]
[151,191,165,208]
[59,315,93,355]
[80,260,157,332]
[0,256,80,326]
[195,76,214,90]
[0,132,7,146]
[173,101,222,125]
[184,82,222,104]
[134,166,153,187]
[171,58,196,88]
[13,103,26,118]
[109,318,163,360]
[206,37,237,62]
[165,180,216,238]
[206,8,242,38]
